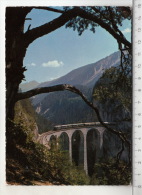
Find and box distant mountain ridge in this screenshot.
[20,80,39,92]
[32,51,120,105]
[27,51,121,127]
[39,51,120,87]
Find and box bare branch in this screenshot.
[27,24,31,31]
[117,141,125,163]
[25,18,32,20]
[75,7,131,49]
[34,7,64,14]
[16,84,131,164]
[24,8,78,47]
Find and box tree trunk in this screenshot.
[5,7,77,122]
[6,7,31,122]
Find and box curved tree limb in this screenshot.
[24,7,131,49]
[75,7,131,49]
[16,84,131,164]
[34,7,64,14]
[24,8,78,47]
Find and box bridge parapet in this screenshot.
[54,122,115,130]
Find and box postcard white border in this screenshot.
[0,0,133,195]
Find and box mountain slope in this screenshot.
[39,51,120,87]
[35,85,98,125]
[20,80,39,92]
[32,51,120,105]
[31,52,121,127]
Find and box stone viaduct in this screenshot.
[38,122,115,175]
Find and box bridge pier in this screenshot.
[83,131,88,175]
[68,133,72,161]
[66,130,88,175]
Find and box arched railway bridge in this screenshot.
[38,122,115,175]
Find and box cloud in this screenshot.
[27,62,36,66]
[42,60,64,68]
[122,28,131,34]
[31,63,36,66]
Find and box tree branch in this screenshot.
[75,7,131,49]
[24,8,78,47]
[117,140,125,163]
[24,7,131,49]
[34,7,64,14]
[16,84,131,164]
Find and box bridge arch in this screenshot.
[59,132,69,151]
[87,128,101,176]
[49,135,57,149]
[49,135,56,141]
[72,130,84,167]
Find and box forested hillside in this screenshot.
[17,99,53,133]
[6,99,90,185]
[6,98,131,185]
[35,86,98,126]
[93,66,132,126]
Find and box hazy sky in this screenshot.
[23,7,131,83]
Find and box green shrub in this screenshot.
[90,158,131,185]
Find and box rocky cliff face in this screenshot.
[14,100,39,141]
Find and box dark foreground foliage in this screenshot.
[6,121,90,185]
[90,158,131,185]
[6,121,131,185]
